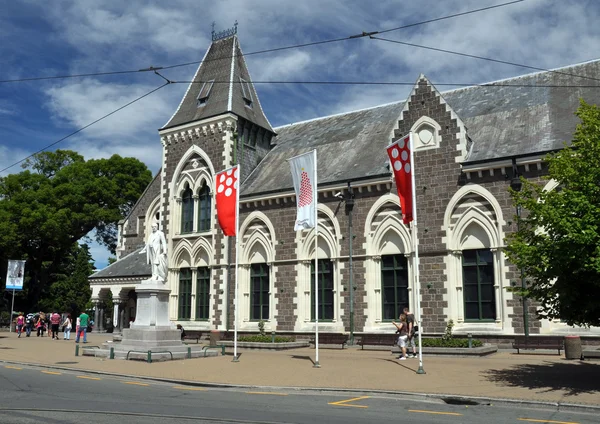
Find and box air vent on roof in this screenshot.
[240,77,253,107]
[197,80,214,106]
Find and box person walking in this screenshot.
[36,313,46,337]
[392,314,409,360]
[62,314,72,340]
[25,313,34,337]
[15,313,24,337]
[75,311,89,343]
[50,311,61,340]
[403,307,418,358]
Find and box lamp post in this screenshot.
[345,182,355,345]
[510,159,529,339]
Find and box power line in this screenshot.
[370,36,600,84]
[0,0,526,84]
[173,80,600,88]
[0,82,169,175]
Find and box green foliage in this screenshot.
[419,338,483,348]
[257,319,266,336]
[107,257,117,265]
[0,149,152,310]
[238,335,295,343]
[505,100,600,327]
[442,319,454,342]
[39,244,93,316]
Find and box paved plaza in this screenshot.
[0,331,598,407]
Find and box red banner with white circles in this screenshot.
[386,135,413,224]
[215,165,239,236]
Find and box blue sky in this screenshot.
[1,0,599,269]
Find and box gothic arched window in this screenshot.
[181,184,194,234]
[198,183,211,232]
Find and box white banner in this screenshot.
[289,151,317,231]
[6,260,25,290]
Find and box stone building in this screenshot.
[89,28,600,339]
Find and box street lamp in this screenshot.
[336,182,355,345]
[510,159,529,339]
[345,182,355,345]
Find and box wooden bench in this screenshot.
[357,334,398,350]
[513,336,564,355]
[310,333,349,348]
[182,330,203,343]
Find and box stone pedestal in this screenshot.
[131,280,172,327]
[86,278,216,360]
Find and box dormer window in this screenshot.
[240,78,253,107]
[197,80,214,106]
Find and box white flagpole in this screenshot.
[10,289,15,334]
[408,132,425,375]
[233,165,241,362]
[313,149,320,368]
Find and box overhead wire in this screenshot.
[0,82,170,174]
[369,36,600,83]
[0,0,527,83]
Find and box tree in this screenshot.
[40,243,94,316]
[0,150,152,309]
[505,100,600,327]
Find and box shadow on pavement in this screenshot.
[482,360,600,396]
[377,358,416,373]
[289,355,315,365]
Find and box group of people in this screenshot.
[392,307,419,360]
[14,311,91,343]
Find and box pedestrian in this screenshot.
[75,311,90,343]
[16,312,24,337]
[403,307,418,359]
[50,311,61,340]
[392,313,409,360]
[36,313,46,337]
[62,314,72,340]
[177,324,187,341]
[75,315,81,340]
[25,313,34,337]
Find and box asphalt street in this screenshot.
[0,364,596,424]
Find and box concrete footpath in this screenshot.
[1,332,599,408]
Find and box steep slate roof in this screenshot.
[242,101,404,196]
[161,35,273,132]
[242,60,600,196]
[89,247,150,280]
[445,59,600,163]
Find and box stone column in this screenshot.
[98,308,104,332]
[93,300,100,331]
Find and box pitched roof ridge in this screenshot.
[226,35,237,112]
[440,57,600,96]
[274,99,405,130]
[236,37,275,132]
[161,43,213,129]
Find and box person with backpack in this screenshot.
[25,314,34,337]
[392,313,409,360]
[403,307,418,359]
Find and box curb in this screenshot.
[1,358,599,413]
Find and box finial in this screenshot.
[212,21,239,41]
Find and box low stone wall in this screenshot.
[217,340,310,350]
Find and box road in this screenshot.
[0,364,596,424]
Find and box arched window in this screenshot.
[381,254,409,320]
[462,249,495,321]
[196,267,210,320]
[198,183,211,232]
[178,268,192,319]
[250,263,270,320]
[181,184,194,234]
[311,259,334,321]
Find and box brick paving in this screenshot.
[1,331,598,406]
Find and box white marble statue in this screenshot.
[140,222,168,282]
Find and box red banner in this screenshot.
[386,135,413,224]
[215,165,239,236]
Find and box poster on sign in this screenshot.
[6,260,25,290]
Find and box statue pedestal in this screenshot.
[131,279,172,327]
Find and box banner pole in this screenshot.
[10,289,15,334]
[408,132,426,375]
[233,165,241,362]
[313,149,320,368]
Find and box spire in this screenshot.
[161,24,274,133]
